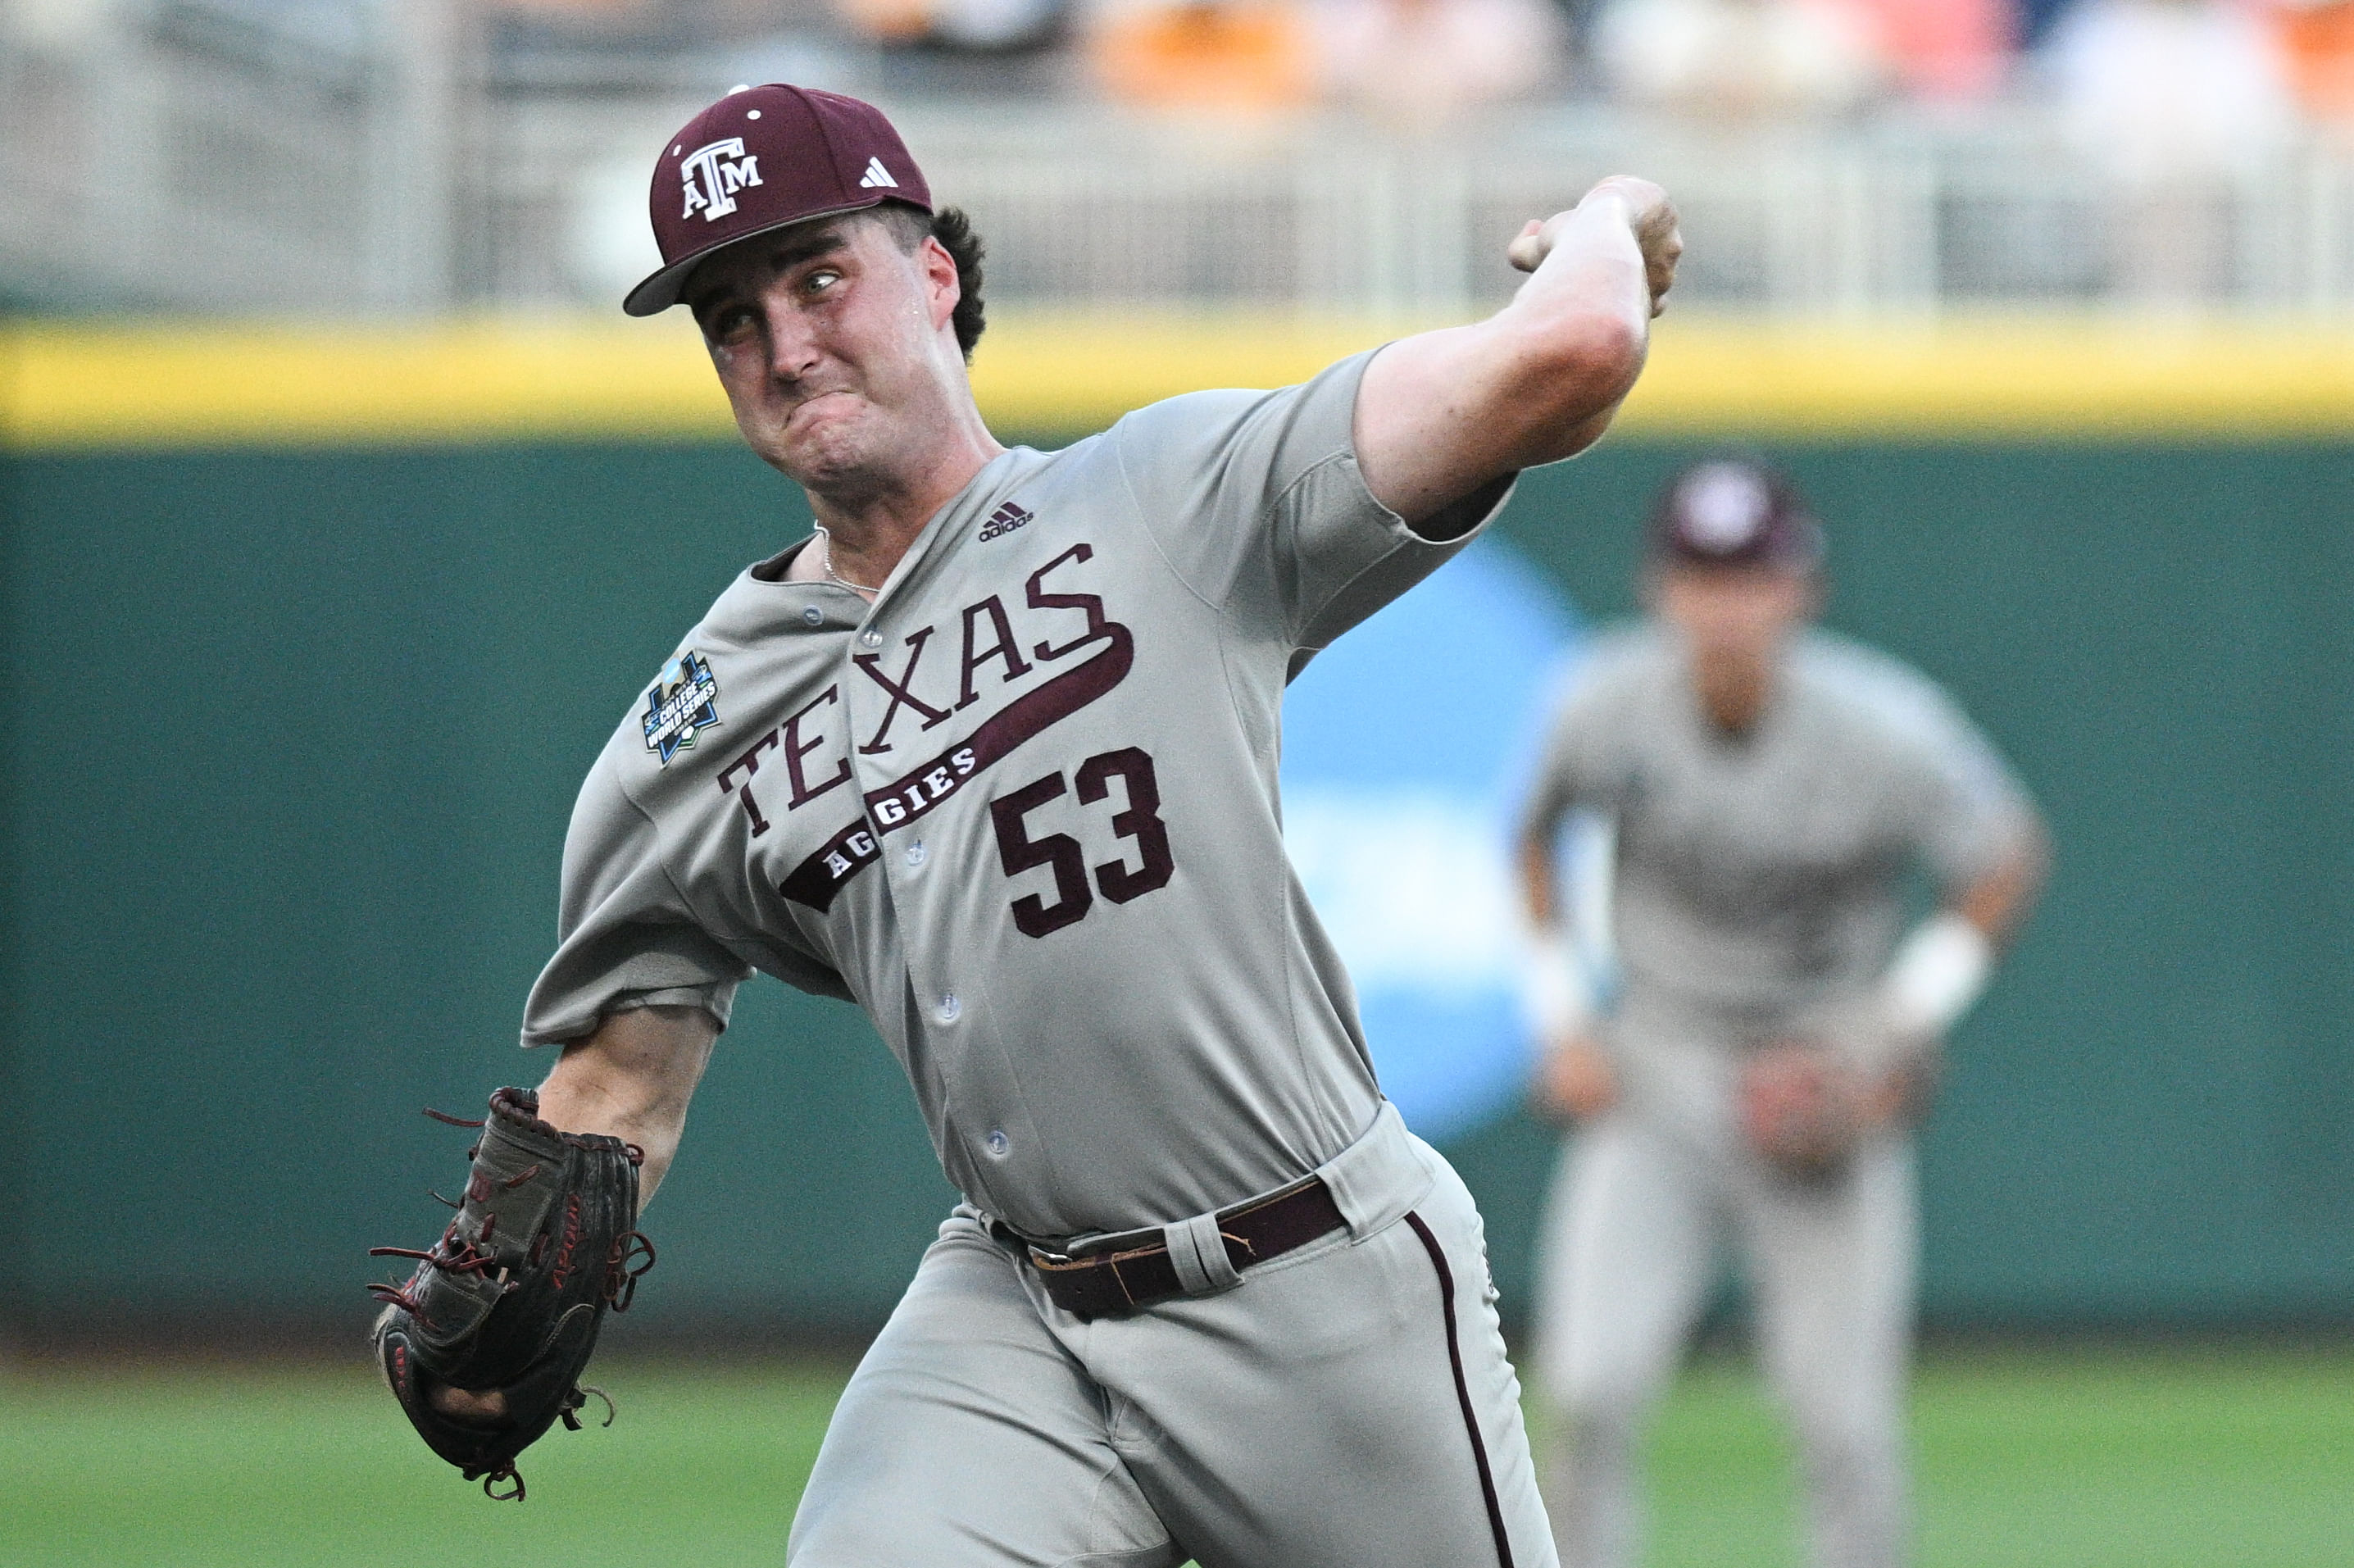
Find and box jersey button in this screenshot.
[905,839,927,868]
[937,993,961,1023]
[858,628,884,649]
[800,605,823,626]
[984,1129,1010,1158]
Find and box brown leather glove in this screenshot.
[367,1087,654,1499]
[1738,1041,1867,1180]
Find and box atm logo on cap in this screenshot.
[680,137,762,221]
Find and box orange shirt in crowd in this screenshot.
[2272,1,2354,120]
[1090,1,1320,111]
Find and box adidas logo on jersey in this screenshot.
[978,502,1034,542]
[857,156,897,190]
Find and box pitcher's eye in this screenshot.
[705,305,756,342]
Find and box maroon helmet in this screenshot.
[625,84,933,317]
[1647,456,1824,570]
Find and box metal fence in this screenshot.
[11,1,2354,317]
[2,0,457,314]
[896,107,2354,316]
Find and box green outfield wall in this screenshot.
[6,432,2352,1339]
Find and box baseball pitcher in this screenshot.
[368,82,1679,1564]
[1516,457,2048,1568]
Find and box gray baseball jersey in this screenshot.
[522,351,1509,1243]
[1519,623,2034,1027]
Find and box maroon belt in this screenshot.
[997,1177,1347,1320]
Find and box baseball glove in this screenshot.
[367,1086,655,1500]
[1738,1042,1866,1180]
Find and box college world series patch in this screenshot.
[643,649,720,765]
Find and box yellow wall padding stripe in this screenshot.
[1631,318,2354,438]
[1,319,738,449]
[7,313,2354,450]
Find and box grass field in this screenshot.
[2,1344,2348,1566]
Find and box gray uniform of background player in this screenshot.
[1518,623,2036,1568]
[525,353,1554,1568]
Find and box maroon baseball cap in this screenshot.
[1648,456,1824,570]
[623,84,933,317]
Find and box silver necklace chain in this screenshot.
[812,525,880,595]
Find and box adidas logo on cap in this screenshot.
[858,156,897,189]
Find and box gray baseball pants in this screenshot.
[1531,1029,1917,1568]
[788,1104,1556,1568]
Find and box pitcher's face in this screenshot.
[686,211,964,496]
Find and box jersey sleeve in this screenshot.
[1867,663,2038,890]
[1517,634,1645,844]
[1109,348,1515,654]
[519,749,755,1048]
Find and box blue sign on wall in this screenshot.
[1278,539,1584,1143]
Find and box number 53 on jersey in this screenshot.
[991,747,1175,938]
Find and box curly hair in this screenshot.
[877,203,987,362]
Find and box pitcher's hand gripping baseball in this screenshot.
[1509,176,1683,316]
[367,1086,655,1499]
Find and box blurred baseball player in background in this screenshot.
[402,81,1685,1565]
[1516,457,2047,1568]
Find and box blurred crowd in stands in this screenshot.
[483,0,2354,137]
[11,0,2349,313]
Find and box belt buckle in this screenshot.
[1038,1220,1159,1267]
